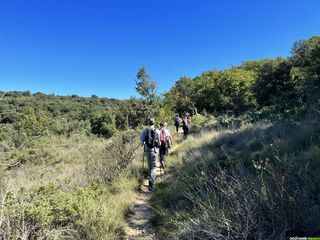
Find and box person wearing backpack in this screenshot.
[182,115,190,138]
[159,121,173,171]
[174,114,181,133]
[140,118,160,190]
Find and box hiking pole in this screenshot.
[160,155,163,176]
[142,144,146,172]
[142,144,145,170]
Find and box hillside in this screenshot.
[151,114,320,239]
[0,35,320,239]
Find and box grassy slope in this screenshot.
[151,116,320,239]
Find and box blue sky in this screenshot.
[1,0,320,99]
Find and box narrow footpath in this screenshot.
[125,162,163,240]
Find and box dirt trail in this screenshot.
[125,163,163,240]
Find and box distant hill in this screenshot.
[0,91,121,124]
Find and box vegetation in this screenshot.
[151,111,320,239]
[147,36,320,239]
[0,129,142,239]
[0,35,320,239]
[165,36,320,117]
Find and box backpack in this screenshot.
[160,128,167,144]
[182,119,188,127]
[174,117,180,126]
[144,128,159,148]
[160,128,171,148]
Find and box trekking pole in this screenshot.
[142,144,145,170]
[160,161,162,175]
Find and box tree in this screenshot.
[252,58,296,108]
[193,70,221,114]
[135,66,159,119]
[135,66,156,104]
[164,77,195,114]
[90,112,117,138]
[290,36,320,103]
[15,107,49,136]
[114,98,142,130]
[192,68,256,114]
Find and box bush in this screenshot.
[91,112,118,138]
[85,131,139,184]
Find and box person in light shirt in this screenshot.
[159,121,173,170]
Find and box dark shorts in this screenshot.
[159,142,168,163]
[183,126,189,136]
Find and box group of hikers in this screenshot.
[140,114,190,190]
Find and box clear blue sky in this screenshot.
[1,0,320,99]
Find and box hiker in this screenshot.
[174,114,181,133]
[159,121,173,170]
[140,118,160,190]
[182,115,190,138]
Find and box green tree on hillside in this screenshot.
[165,68,255,116]
[136,66,156,103]
[135,66,159,120]
[241,59,273,72]
[15,107,49,136]
[114,97,145,129]
[252,58,295,108]
[164,77,195,114]
[193,68,255,114]
[90,112,117,138]
[290,36,320,103]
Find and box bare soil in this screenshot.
[125,163,163,240]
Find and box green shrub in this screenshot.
[85,131,139,184]
[90,112,118,138]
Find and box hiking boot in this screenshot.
[160,161,165,170]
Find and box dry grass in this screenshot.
[151,117,320,239]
